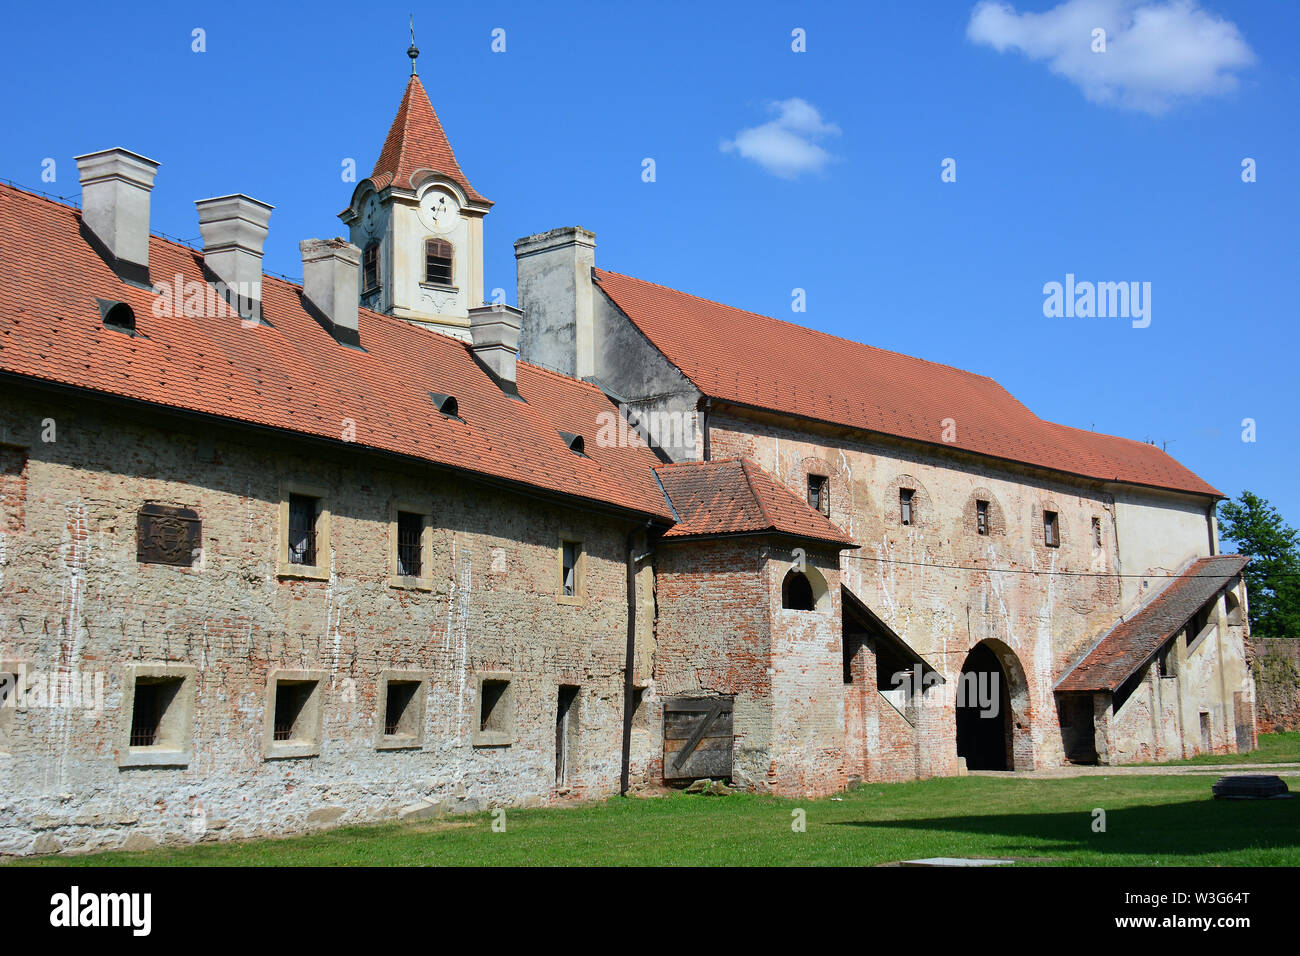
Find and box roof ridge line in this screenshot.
[595,267,1004,382]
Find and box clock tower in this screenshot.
[340,51,493,340]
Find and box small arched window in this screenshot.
[99,300,136,334]
[1224,591,1243,626]
[782,570,816,611]
[362,242,380,292]
[425,238,453,286]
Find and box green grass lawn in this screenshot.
[1133,731,1300,767]
[12,766,1300,867]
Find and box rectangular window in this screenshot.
[900,489,914,526]
[474,675,514,747]
[976,499,989,535]
[396,511,423,578]
[562,540,579,597]
[273,681,316,742]
[1092,516,1102,548]
[288,493,319,566]
[363,243,379,291]
[1044,510,1059,547]
[263,670,326,758]
[0,668,15,754]
[117,664,198,767]
[807,475,829,515]
[384,681,420,737]
[129,678,182,747]
[376,671,429,750]
[425,239,453,285]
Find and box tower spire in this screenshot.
[407,14,419,76]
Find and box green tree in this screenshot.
[1218,491,1300,638]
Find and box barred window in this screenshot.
[273,681,316,742]
[976,499,989,535]
[288,493,319,566]
[397,511,423,577]
[425,238,453,285]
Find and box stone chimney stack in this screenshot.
[74,148,160,285]
[469,304,523,392]
[300,238,361,343]
[514,227,596,379]
[196,194,273,322]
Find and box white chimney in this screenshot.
[469,304,523,392]
[514,226,596,379]
[300,238,361,343]
[196,194,273,322]
[74,148,160,285]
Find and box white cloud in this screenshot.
[720,99,841,178]
[967,0,1256,114]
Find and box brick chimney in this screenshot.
[469,304,523,393]
[300,238,361,345]
[74,148,160,286]
[195,194,273,323]
[514,227,595,379]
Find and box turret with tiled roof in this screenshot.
[364,74,490,206]
[339,38,493,340]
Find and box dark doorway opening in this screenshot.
[556,685,579,785]
[956,643,1013,771]
[1058,693,1098,765]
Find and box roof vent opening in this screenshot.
[97,298,137,334]
[431,393,461,420]
[559,431,586,456]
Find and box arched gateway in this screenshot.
[956,640,1032,771]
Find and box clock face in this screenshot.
[419,189,459,234]
[360,196,380,239]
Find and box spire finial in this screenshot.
[407,14,419,76]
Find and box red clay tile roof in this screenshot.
[0,184,667,520]
[1056,555,1249,692]
[366,76,490,206]
[655,458,857,546]
[594,269,1221,498]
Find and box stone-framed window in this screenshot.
[376,670,430,750]
[0,661,21,755]
[388,502,432,590]
[557,536,585,605]
[277,482,331,580]
[473,672,514,747]
[263,669,327,759]
[116,663,198,768]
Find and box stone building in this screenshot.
[0,67,1254,855]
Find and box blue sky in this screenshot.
[2,0,1296,532]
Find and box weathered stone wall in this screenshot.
[708,405,1247,773]
[1251,638,1300,733]
[0,386,644,855]
[652,538,773,790]
[764,546,846,797]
